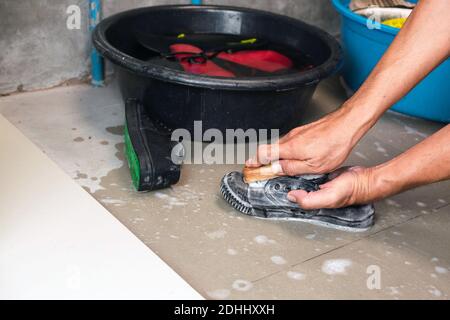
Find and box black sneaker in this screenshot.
[220,171,375,232]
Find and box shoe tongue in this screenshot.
[299,174,326,180]
[248,180,268,188]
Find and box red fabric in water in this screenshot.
[170,43,294,76]
[170,44,235,77]
[217,50,293,72]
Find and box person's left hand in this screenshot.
[287,166,375,209]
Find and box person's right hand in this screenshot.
[246,104,372,176]
[287,166,374,209]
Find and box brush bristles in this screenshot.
[243,165,279,183]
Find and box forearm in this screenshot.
[366,125,450,202]
[343,0,450,130]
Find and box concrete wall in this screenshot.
[0,0,340,95]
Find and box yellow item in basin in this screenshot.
[382,17,407,28]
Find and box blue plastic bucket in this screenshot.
[332,0,449,123]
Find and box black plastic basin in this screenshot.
[93,5,342,137]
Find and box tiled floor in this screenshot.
[1,76,448,299]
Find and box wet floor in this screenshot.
[1,76,448,299]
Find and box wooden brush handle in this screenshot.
[243,163,281,183]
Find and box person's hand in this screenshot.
[286,167,374,209]
[246,104,373,176]
[286,123,450,209]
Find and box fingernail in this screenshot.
[271,161,283,174]
[246,158,256,165]
[287,194,296,202]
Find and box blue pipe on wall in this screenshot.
[89,0,199,86]
[89,0,104,86]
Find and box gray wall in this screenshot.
[0,0,340,95]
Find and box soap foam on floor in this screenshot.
[271,256,287,265]
[321,259,352,275]
[287,271,306,281]
[207,289,231,299]
[232,279,253,292]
